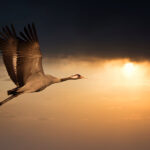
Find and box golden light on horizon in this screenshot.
[1,58,150,150]
[122,62,136,77]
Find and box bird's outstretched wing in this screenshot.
[0,25,18,85]
[17,23,44,86]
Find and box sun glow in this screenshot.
[123,62,136,77]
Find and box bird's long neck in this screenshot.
[47,74,81,84]
[60,76,73,82]
[46,75,74,84]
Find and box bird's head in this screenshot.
[70,74,85,80]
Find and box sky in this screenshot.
[1,1,150,150]
[1,58,150,150]
[0,1,150,60]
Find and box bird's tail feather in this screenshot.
[0,93,22,106]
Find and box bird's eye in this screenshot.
[78,74,81,78]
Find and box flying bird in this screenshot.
[0,23,84,106]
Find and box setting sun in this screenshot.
[123,62,136,77]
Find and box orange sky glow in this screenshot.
[0,57,150,150]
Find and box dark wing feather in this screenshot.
[0,25,18,85]
[32,23,38,41]
[19,32,28,41]
[5,26,12,35]
[17,23,44,86]
[0,31,7,39]
[11,24,17,37]
[24,27,32,41]
[28,24,34,40]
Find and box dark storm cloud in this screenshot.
[1,1,150,61]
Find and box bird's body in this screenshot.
[18,74,60,93]
[0,23,84,106]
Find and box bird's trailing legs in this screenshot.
[7,87,19,95]
[0,93,22,106]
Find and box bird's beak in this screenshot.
[80,75,86,79]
